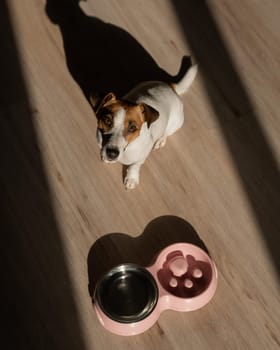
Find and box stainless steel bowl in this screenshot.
[94,264,158,323]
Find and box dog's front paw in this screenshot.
[124,176,139,190]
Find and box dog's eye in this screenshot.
[128,124,137,133]
[103,115,113,128]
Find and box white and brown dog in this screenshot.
[90,64,198,189]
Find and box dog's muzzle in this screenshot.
[103,146,120,162]
[106,146,120,160]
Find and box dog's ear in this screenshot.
[90,92,116,114]
[140,103,159,127]
[89,93,102,112]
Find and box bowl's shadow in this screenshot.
[87,215,209,297]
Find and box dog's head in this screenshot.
[90,92,159,163]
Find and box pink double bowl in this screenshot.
[93,243,218,336]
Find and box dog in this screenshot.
[90,63,198,189]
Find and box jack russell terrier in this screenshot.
[90,63,198,190]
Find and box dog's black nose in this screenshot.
[106,147,120,160]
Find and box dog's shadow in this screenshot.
[45,0,191,100]
[87,215,209,297]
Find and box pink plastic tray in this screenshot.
[93,243,218,336]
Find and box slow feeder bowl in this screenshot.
[93,243,218,336]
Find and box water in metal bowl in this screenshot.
[95,264,158,323]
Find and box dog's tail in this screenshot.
[172,64,198,95]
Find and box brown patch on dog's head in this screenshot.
[122,102,159,144]
[91,92,120,133]
[123,104,145,144]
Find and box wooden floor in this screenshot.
[1,0,280,349]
